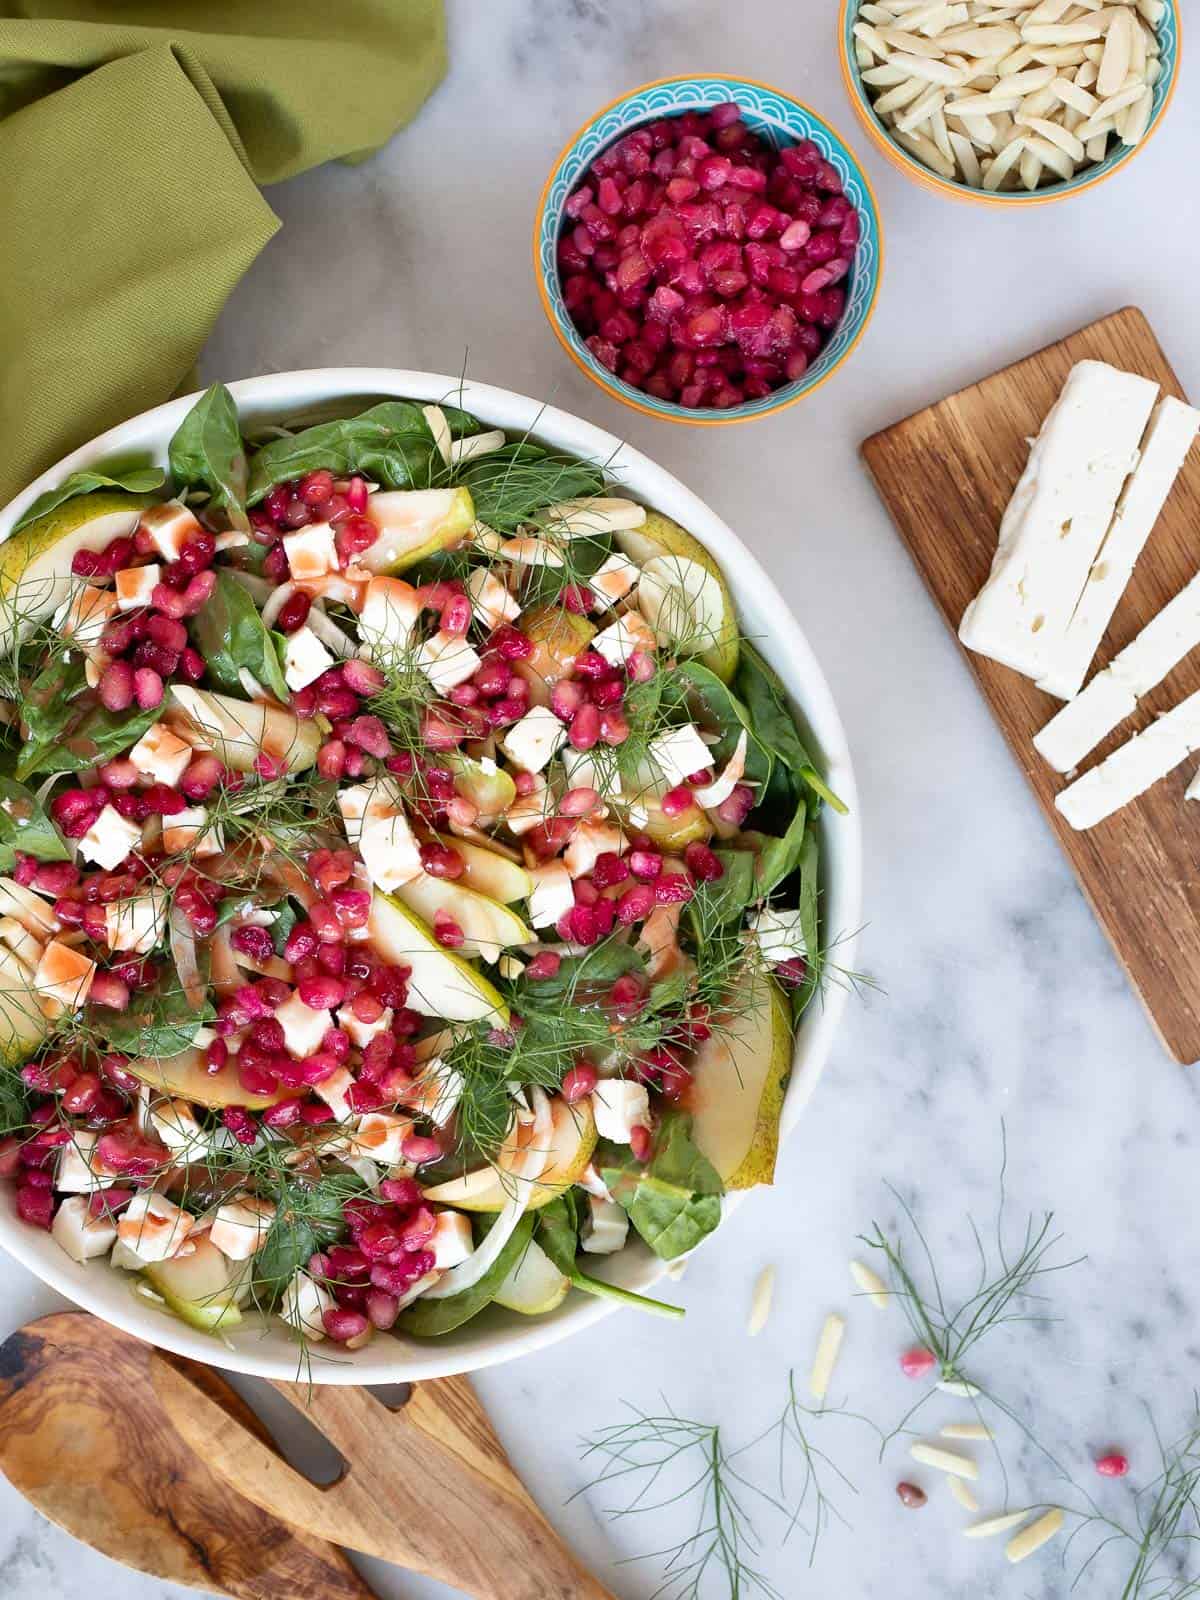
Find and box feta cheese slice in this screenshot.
[209,1196,276,1260]
[416,630,481,693]
[404,1055,464,1128]
[749,905,809,963]
[593,1079,651,1144]
[357,802,423,891]
[466,568,520,630]
[105,889,168,954]
[1056,688,1200,829]
[284,625,335,690]
[114,564,160,611]
[336,1001,393,1048]
[1035,568,1200,773]
[647,723,712,787]
[500,705,566,774]
[148,1097,206,1154]
[51,1194,118,1262]
[139,502,203,562]
[580,1195,629,1255]
[959,362,1159,684]
[1038,396,1200,699]
[314,1066,356,1121]
[505,772,551,836]
[128,722,193,786]
[283,522,337,582]
[593,611,658,667]
[351,1112,414,1167]
[276,989,334,1058]
[281,1271,334,1339]
[34,939,96,1017]
[78,804,142,870]
[431,1211,473,1269]
[563,819,624,879]
[117,1192,194,1264]
[53,583,117,647]
[162,806,223,858]
[528,861,573,929]
[359,575,422,661]
[590,552,640,607]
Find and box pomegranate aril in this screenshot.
[899,1347,937,1379]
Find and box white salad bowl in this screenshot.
[0,369,862,1383]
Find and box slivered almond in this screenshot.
[1050,74,1099,112]
[809,1314,846,1401]
[1022,21,1104,43]
[896,84,947,131]
[982,133,1027,187]
[942,1422,994,1440]
[937,24,1021,53]
[1016,114,1085,159]
[1006,1508,1064,1563]
[910,1443,979,1480]
[953,92,1020,113]
[949,1476,980,1511]
[1097,5,1135,97]
[896,128,958,177]
[879,24,950,55]
[964,1510,1032,1539]
[993,63,1055,93]
[849,1259,890,1309]
[889,50,969,83]
[949,129,983,181]
[1121,85,1153,143]
[747,1266,775,1337]
[937,1378,981,1397]
[875,77,928,112]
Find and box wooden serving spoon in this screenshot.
[0,1312,376,1600]
[151,1351,618,1600]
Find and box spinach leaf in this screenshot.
[458,443,605,533]
[678,661,772,788]
[537,1195,685,1320]
[518,941,645,1006]
[399,1213,535,1337]
[599,1111,724,1260]
[95,980,215,1058]
[168,383,249,531]
[16,656,160,781]
[190,570,290,701]
[791,822,822,1017]
[251,1174,368,1304]
[689,847,758,928]
[521,532,612,608]
[756,795,810,902]
[0,774,70,871]
[0,1066,31,1139]
[13,467,165,535]
[734,644,847,815]
[246,401,442,502]
[270,900,299,957]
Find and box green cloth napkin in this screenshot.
[0,2,446,510]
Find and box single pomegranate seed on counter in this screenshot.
[899,1347,938,1380]
[97,659,135,711]
[896,1482,927,1510]
[1096,1453,1130,1478]
[275,589,311,633]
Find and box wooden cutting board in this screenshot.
[862,307,1200,1064]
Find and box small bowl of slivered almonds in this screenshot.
[838,0,1180,204]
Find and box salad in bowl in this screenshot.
[0,378,850,1365]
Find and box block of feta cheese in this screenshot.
[505,773,551,836]
[405,1055,464,1128]
[281,1271,335,1339]
[1035,569,1200,772]
[129,722,193,786]
[590,552,640,607]
[104,889,169,954]
[147,1097,205,1154]
[580,1194,629,1255]
[276,989,334,1058]
[1056,688,1200,830]
[466,568,520,630]
[337,1001,393,1048]
[350,1112,413,1167]
[34,939,96,1016]
[563,819,624,879]
[648,723,713,787]
[139,502,203,562]
[1037,396,1200,700]
[431,1210,474,1269]
[51,1194,118,1262]
[54,583,117,647]
[593,611,658,667]
[114,564,160,610]
[162,806,222,857]
[284,624,336,690]
[55,1130,111,1193]
[959,362,1159,686]
[77,804,141,871]
[283,522,337,582]
[500,706,566,773]
[209,1196,276,1260]
[117,1192,194,1264]
[528,860,573,929]
[417,630,481,692]
[563,746,620,800]
[359,575,422,660]
[593,1079,651,1144]
[338,779,423,890]
[314,1066,356,1121]
[749,906,809,963]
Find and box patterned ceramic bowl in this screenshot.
[534,74,884,426]
[838,0,1181,206]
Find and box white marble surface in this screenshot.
[4,3,1200,1596]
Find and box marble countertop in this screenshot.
[4,4,1199,1597]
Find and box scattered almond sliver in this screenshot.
[853,0,1163,190]
[937,1378,981,1397]
[948,1476,980,1513]
[747,1266,775,1337]
[910,1443,979,1480]
[809,1314,846,1402]
[963,1510,1033,1540]
[1006,1507,1064,1563]
[942,1422,994,1441]
[849,1258,890,1309]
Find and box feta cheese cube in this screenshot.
[593,611,657,667]
[351,1112,414,1167]
[576,1162,614,1201]
[276,990,335,1058]
[139,502,204,562]
[405,1055,464,1127]
[53,583,117,647]
[78,803,142,871]
[431,1210,474,1269]
[128,722,193,786]
[501,705,567,774]
[336,1002,393,1048]
[647,723,713,787]
[528,861,573,929]
[580,1195,629,1255]
[162,806,222,857]
[117,1192,194,1264]
[283,522,337,582]
[592,1079,651,1144]
[358,576,422,661]
[281,1271,334,1339]
[114,564,160,611]
[564,820,624,879]
[284,625,335,690]
[314,1066,356,1121]
[466,568,520,630]
[104,890,168,955]
[148,1097,206,1154]
[563,747,619,800]
[749,906,808,964]
[505,773,550,837]
[34,938,96,1016]
[339,780,424,891]
[1056,687,1200,830]
[51,1194,118,1263]
[417,629,481,692]
[209,1196,276,1260]
[590,553,640,606]
[55,1131,111,1194]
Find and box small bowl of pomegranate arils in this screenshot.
[536,75,883,425]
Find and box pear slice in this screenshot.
[422,1096,597,1214]
[444,753,517,824]
[144,1236,246,1332]
[124,1046,304,1111]
[688,970,792,1189]
[615,510,738,681]
[0,942,49,1069]
[368,890,509,1025]
[433,834,532,903]
[493,1236,570,1315]
[0,492,153,657]
[514,603,596,705]
[392,873,532,963]
[168,686,321,774]
[359,487,475,574]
